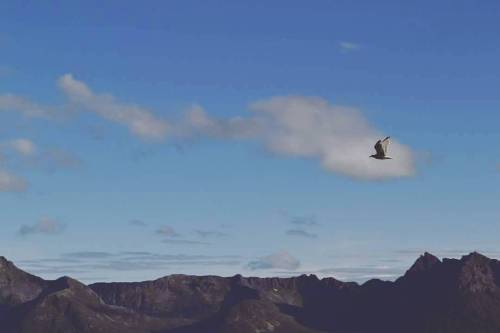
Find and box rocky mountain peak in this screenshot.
[4,252,500,333]
[457,252,497,293]
[461,251,489,264]
[0,256,13,270]
[405,252,440,276]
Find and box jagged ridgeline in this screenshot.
[2,253,500,333]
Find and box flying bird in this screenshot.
[370,136,392,160]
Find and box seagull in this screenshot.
[370,136,392,160]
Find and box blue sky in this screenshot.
[1,1,499,283]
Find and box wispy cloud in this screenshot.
[3,75,416,181]
[117,252,240,261]
[0,94,55,118]
[285,214,320,238]
[162,239,210,245]
[18,217,66,236]
[0,169,27,192]
[156,225,209,245]
[248,251,300,270]
[85,259,237,271]
[0,138,81,189]
[339,41,361,52]
[285,229,317,239]
[156,225,179,237]
[194,229,228,238]
[290,215,320,227]
[37,149,82,170]
[58,74,169,141]
[17,251,242,281]
[129,219,148,227]
[317,265,402,282]
[62,251,114,259]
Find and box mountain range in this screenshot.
[2,252,500,333]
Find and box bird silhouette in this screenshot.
[370,136,392,160]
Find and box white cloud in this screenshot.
[248,251,301,270]
[18,217,65,236]
[0,169,27,192]
[58,74,169,141]
[3,75,416,181]
[183,96,415,180]
[7,138,37,156]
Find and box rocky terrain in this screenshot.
[3,252,500,332]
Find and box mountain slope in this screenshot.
[3,252,500,332]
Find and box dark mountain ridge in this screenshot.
[2,252,500,332]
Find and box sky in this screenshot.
[1,0,499,284]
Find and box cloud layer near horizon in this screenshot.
[1,74,416,180]
[248,251,301,270]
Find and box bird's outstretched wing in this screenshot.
[380,136,390,155]
[374,136,390,156]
